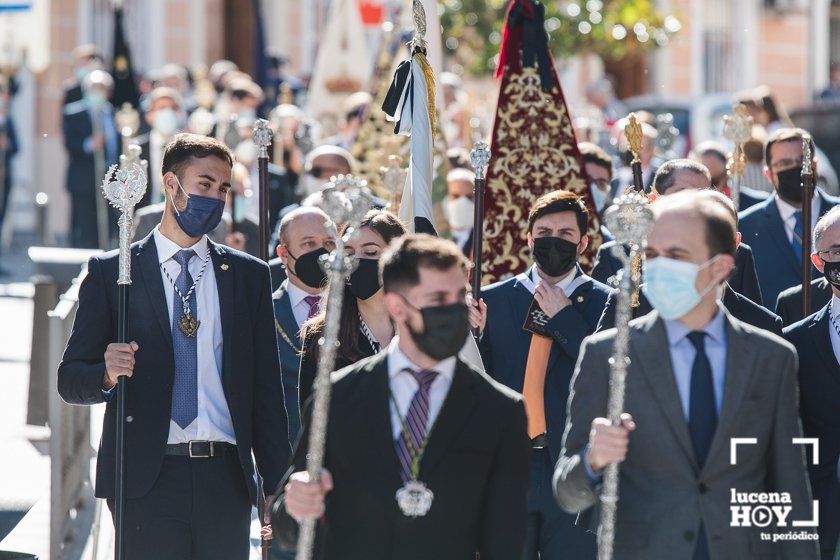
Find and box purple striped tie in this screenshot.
[395,368,440,482]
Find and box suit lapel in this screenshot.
[761,198,800,273]
[209,241,234,392]
[808,305,840,385]
[362,354,403,490]
[420,360,478,476]
[705,313,756,469]
[631,313,698,468]
[136,233,173,353]
[275,282,302,350]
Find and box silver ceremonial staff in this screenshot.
[722,103,753,211]
[101,162,147,560]
[296,175,374,560]
[597,193,654,560]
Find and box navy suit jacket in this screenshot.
[591,240,763,306]
[775,277,833,327]
[57,233,291,503]
[478,266,611,463]
[738,191,840,308]
[738,186,770,210]
[272,280,303,441]
[783,305,840,557]
[62,100,120,195]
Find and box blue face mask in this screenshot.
[590,181,611,212]
[169,175,225,238]
[641,256,719,320]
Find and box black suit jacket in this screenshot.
[597,286,783,336]
[784,306,840,558]
[62,100,120,195]
[272,352,530,560]
[591,241,763,306]
[775,277,832,327]
[57,233,291,503]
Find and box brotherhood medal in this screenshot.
[390,392,435,517]
[163,250,210,338]
[178,309,200,337]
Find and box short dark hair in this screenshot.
[162,133,234,179]
[578,142,613,179]
[652,159,711,194]
[381,234,468,293]
[764,127,815,168]
[527,190,588,236]
[653,190,737,258]
[693,141,727,166]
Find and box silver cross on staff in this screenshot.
[722,104,753,211]
[102,163,147,284]
[598,192,655,560]
[295,176,374,560]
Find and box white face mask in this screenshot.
[298,174,328,197]
[153,108,179,136]
[234,140,258,166]
[236,108,257,121]
[443,196,475,231]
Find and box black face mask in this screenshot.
[347,258,381,300]
[289,247,329,289]
[776,166,803,204]
[532,236,579,277]
[402,297,471,361]
[822,259,840,288]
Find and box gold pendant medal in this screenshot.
[178,313,200,337]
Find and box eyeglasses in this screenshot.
[770,158,804,172]
[817,248,840,262]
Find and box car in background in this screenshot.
[624,94,839,194]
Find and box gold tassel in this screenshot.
[414,52,436,137]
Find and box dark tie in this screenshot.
[792,210,803,265]
[171,249,198,429]
[687,331,716,560]
[687,331,717,468]
[395,368,439,482]
[304,295,321,319]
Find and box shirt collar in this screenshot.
[832,295,840,320]
[387,336,457,382]
[774,192,819,223]
[518,264,589,295]
[662,304,726,348]
[286,279,323,308]
[153,226,209,264]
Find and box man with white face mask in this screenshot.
[555,189,817,559]
[138,87,186,208]
[443,168,476,255]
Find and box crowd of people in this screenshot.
[40,35,840,560]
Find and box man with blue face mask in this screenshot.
[554,189,818,559]
[136,87,186,208]
[58,133,291,559]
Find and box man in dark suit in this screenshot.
[579,142,616,219]
[57,134,290,559]
[479,190,609,559]
[0,76,18,275]
[739,127,840,307]
[272,234,529,559]
[135,87,186,209]
[62,69,120,248]
[775,277,832,326]
[555,189,818,559]
[271,207,335,442]
[784,206,840,559]
[61,44,105,108]
[593,160,764,305]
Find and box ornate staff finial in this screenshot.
[380,155,406,209]
[114,102,140,138]
[409,0,428,51]
[253,118,273,159]
[470,141,491,181]
[102,162,147,284]
[802,133,813,176]
[604,192,655,248]
[624,113,643,164]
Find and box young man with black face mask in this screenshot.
[739,127,840,307]
[271,234,529,560]
[57,133,291,559]
[478,190,611,560]
[272,206,336,441]
[784,205,840,559]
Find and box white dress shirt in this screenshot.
[828,296,840,362]
[153,227,235,444]
[286,280,324,328]
[517,264,589,296]
[775,193,819,245]
[386,338,456,441]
